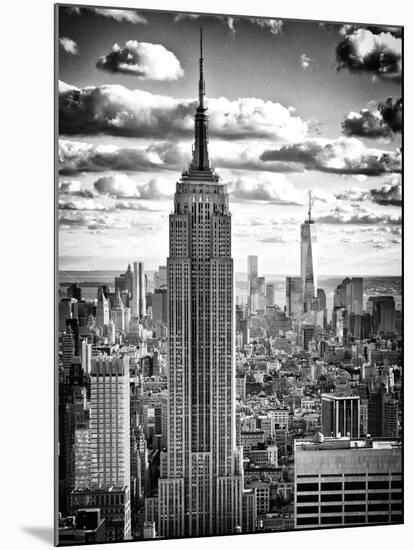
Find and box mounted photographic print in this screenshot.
[55,3,403,545]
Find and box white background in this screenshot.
[0,0,411,548]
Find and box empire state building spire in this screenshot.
[188,27,213,175]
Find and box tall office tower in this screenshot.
[321,394,360,438]
[247,255,258,313]
[154,30,243,538]
[90,356,131,540]
[286,276,303,318]
[111,288,125,331]
[80,339,92,374]
[123,306,131,333]
[66,317,80,357]
[152,288,168,325]
[59,298,73,332]
[302,325,315,352]
[367,296,396,334]
[300,191,318,312]
[159,265,167,288]
[132,261,146,319]
[350,277,363,314]
[125,263,134,297]
[67,283,82,301]
[266,283,275,307]
[334,277,351,308]
[95,288,109,328]
[294,437,402,529]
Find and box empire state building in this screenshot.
[151,30,244,538]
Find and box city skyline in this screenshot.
[57,6,403,545]
[58,6,402,276]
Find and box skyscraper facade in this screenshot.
[132,261,146,319]
[286,276,303,319]
[89,355,131,540]
[300,193,318,312]
[154,30,243,538]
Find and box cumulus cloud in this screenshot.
[335,27,402,81]
[317,206,401,225]
[59,82,307,142]
[300,53,312,70]
[93,174,174,200]
[260,137,401,176]
[229,176,304,204]
[115,201,160,211]
[370,177,402,206]
[59,139,183,174]
[96,41,184,80]
[94,175,140,198]
[59,211,136,231]
[59,180,97,198]
[342,97,402,138]
[59,37,78,55]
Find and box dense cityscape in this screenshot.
[57,14,402,547]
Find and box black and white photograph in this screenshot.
[55,3,403,546]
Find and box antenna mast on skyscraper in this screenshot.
[199,27,205,109]
[308,190,314,223]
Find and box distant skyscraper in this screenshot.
[247,255,258,313]
[154,30,243,538]
[67,283,82,301]
[321,394,360,438]
[152,288,168,325]
[350,277,363,314]
[266,283,275,307]
[133,261,146,319]
[367,296,396,334]
[286,276,303,319]
[111,288,125,331]
[300,192,317,312]
[95,288,109,328]
[90,356,131,540]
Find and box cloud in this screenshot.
[96,41,184,80]
[342,97,402,138]
[59,82,307,142]
[335,27,402,81]
[316,206,401,225]
[115,201,160,211]
[378,97,402,132]
[370,177,402,206]
[258,235,288,243]
[68,6,147,24]
[59,139,183,174]
[172,13,283,35]
[93,174,174,200]
[229,176,304,204]
[59,180,97,198]
[249,19,284,35]
[260,137,401,176]
[59,37,78,55]
[300,53,312,70]
[59,211,136,232]
[335,187,369,202]
[59,198,110,211]
[93,8,147,23]
[94,175,140,198]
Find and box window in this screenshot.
[297,483,318,492]
[345,481,365,490]
[321,482,342,491]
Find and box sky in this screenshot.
[58,5,402,276]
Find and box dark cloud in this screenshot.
[335,27,402,81]
[96,41,184,80]
[370,179,402,206]
[342,97,402,138]
[260,137,401,176]
[59,139,184,174]
[58,82,307,141]
[378,97,402,132]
